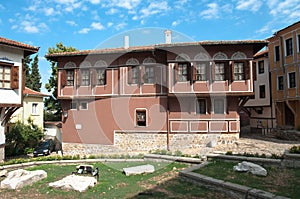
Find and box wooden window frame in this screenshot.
[128,66,140,85]
[80,101,88,110]
[80,69,90,86]
[214,98,225,114]
[285,38,293,56]
[259,85,266,98]
[66,70,74,86]
[96,68,106,86]
[275,46,280,62]
[196,99,207,114]
[136,109,147,127]
[195,62,207,81]
[258,60,264,74]
[278,76,284,90]
[0,62,18,89]
[288,72,296,88]
[233,62,245,81]
[214,62,225,81]
[144,66,155,84]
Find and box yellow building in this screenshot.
[268,21,300,129]
[10,87,48,129]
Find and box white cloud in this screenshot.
[107,22,113,27]
[236,0,262,12]
[89,0,101,4]
[106,8,118,15]
[172,20,180,27]
[108,0,141,10]
[115,22,126,30]
[66,20,77,26]
[21,21,39,33]
[200,3,219,19]
[78,28,90,34]
[91,22,104,30]
[44,7,55,16]
[139,1,169,19]
[268,0,300,16]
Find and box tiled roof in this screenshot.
[0,37,39,54]
[254,49,268,58]
[46,40,268,58]
[23,87,49,97]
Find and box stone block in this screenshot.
[248,188,276,199]
[123,164,155,176]
[49,175,97,192]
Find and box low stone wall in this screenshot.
[63,132,239,156]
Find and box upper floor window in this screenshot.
[278,76,284,90]
[275,46,280,61]
[128,66,139,84]
[0,66,11,89]
[70,102,77,110]
[214,98,225,114]
[214,63,225,81]
[196,99,206,114]
[66,70,74,86]
[195,63,207,81]
[96,68,106,85]
[32,103,38,115]
[178,63,189,82]
[288,72,296,88]
[258,61,264,74]
[285,38,293,56]
[259,85,266,98]
[81,69,90,86]
[233,62,245,80]
[144,66,155,84]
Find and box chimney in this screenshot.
[124,36,129,49]
[164,30,172,44]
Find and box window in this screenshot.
[214,63,225,81]
[144,66,155,84]
[136,110,146,126]
[0,66,11,88]
[285,38,293,56]
[233,62,245,80]
[128,66,139,84]
[214,99,224,114]
[80,102,88,110]
[195,63,207,81]
[66,70,74,86]
[81,69,90,86]
[259,85,266,98]
[258,61,264,74]
[275,46,280,61]
[278,76,284,90]
[96,68,106,85]
[289,72,296,88]
[70,102,77,110]
[32,103,38,115]
[196,99,206,114]
[298,34,300,52]
[178,63,188,82]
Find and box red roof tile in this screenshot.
[23,87,49,97]
[0,37,39,55]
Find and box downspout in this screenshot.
[166,62,170,151]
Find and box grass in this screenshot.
[0,161,230,199]
[194,160,300,198]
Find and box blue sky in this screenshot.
[0,0,300,94]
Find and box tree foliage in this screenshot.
[5,120,44,157]
[44,42,77,121]
[24,54,42,91]
[24,56,32,88]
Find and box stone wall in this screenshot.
[0,145,4,162]
[63,132,239,156]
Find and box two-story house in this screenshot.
[46,37,267,155]
[268,21,300,129]
[244,49,276,133]
[0,37,39,160]
[9,87,49,129]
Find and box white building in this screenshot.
[0,37,39,161]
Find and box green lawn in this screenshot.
[0,161,230,199]
[194,160,300,198]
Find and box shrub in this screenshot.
[290,146,300,154]
[174,150,183,157]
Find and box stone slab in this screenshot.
[49,175,97,192]
[123,164,155,176]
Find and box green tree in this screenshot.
[24,56,32,88]
[5,120,44,157]
[44,42,77,121]
[30,55,42,91]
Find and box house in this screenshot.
[46,34,267,155]
[0,37,39,160]
[9,87,49,129]
[268,21,300,129]
[244,49,276,133]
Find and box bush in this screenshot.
[290,146,300,154]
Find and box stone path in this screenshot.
[212,133,299,156]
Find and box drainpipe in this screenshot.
[166,62,170,151]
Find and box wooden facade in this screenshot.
[47,40,267,149]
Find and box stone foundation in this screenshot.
[0,145,4,162]
[63,132,239,156]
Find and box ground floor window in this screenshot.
[259,85,266,98]
[136,109,146,126]
[214,98,225,114]
[196,99,206,114]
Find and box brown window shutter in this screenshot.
[155,65,161,84]
[244,61,250,79]
[231,61,235,82]
[11,65,19,89]
[90,68,96,87]
[174,63,178,83]
[212,63,216,81]
[252,61,257,81]
[206,63,211,81]
[140,66,144,84]
[61,70,67,87]
[207,98,211,114]
[192,63,197,82]
[127,66,133,84]
[76,69,82,86]
[225,62,230,81]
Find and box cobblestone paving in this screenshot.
[212,132,300,156]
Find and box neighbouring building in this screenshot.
[46,35,267,155]
[0,37,39,161]
[268,21,300,130]
[244,49,276,133]
[9,87,49,129]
